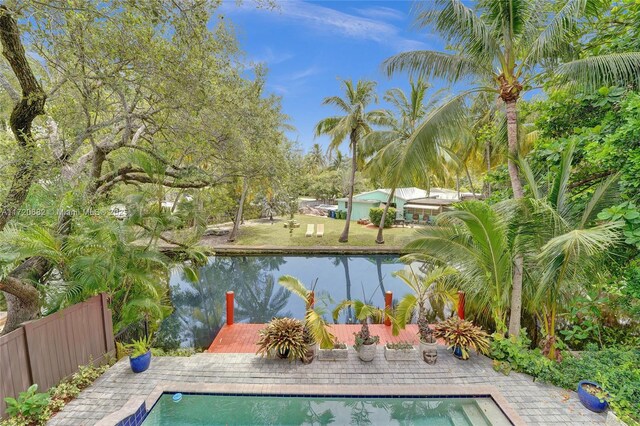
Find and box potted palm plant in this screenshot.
[256,317,307,361]
[333,299,387,362]
[433,317,489,360]
[278,276,336,362]
[126,335,153,373]
[391,265,456,364]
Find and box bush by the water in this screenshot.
[369,207,396,228]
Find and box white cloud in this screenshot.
[222,0,428,52]
[354,6,404,21]
[251,47,293,65]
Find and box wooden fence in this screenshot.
[0,294,115,418]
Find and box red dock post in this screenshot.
[385,291,393,326]
[457,291,465,320]
[226,291,234,325]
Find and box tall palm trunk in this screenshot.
[375,257,386,294]
[341,257,353,322]
[464,164,477,199]
[227,177,249,242]
[376,188,395,244]
[339,131,357,243]
[505,99,524,337]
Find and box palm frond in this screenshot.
[579,173,620,228]
[384,50,491,82]
[556,52,640,90]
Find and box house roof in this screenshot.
[337,197,380,204]
[407,197,456,206]
[354,187,430,201]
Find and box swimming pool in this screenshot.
[163,255,423,349]
[141,393,513,425]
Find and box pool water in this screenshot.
[141,394,512,426]
[162,255,431,349]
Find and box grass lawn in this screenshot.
[232,215,420,247]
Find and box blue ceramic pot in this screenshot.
[130,350,151,373]
[453,346,465,359]
[577,381,608,413]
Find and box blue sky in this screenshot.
[217,1,446,153]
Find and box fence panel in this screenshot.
[0,294,114,418]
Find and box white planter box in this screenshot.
[318,347,348,361]
[384,345,417,361]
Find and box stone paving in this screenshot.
[48,347,606,426]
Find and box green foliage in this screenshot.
[151,347,196,357]
[4,385,50,419]
[539,348,640,424]
[0,362,110,426]
[598,201,640,249]
[125,335,153,358]
[490,331,552,378]
[368,207,396,228]
[490,333,640,424]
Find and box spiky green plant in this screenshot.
[433,317,490,360]
[256,317,306,361]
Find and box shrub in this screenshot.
[489,332,640,424]
[4,385,50,420]
[490,330,552,378]
[369,207,396,228]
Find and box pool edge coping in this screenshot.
[97,383,526,426]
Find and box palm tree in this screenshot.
[405,201,516,331]
[277,275,335,348]
[392,265,458,333]
[521,143,621,358]
[315,79,384,242]
[305,143,326,173]
[384,0,640,336]
[363,80,445,244]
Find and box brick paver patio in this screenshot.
[48,347,606,425]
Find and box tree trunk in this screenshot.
[339,131,357,243]
[484,140,492,197]
[375,257,386,294]
[464,164,477,199]
[505,99,524,338]
[0,6,47,231]
[227,178,249,242]
[0,256,50,335]
[0,7,49,334]
[341,257,353,322]
[376,188,395,244]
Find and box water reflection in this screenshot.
[163,255,408,349]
